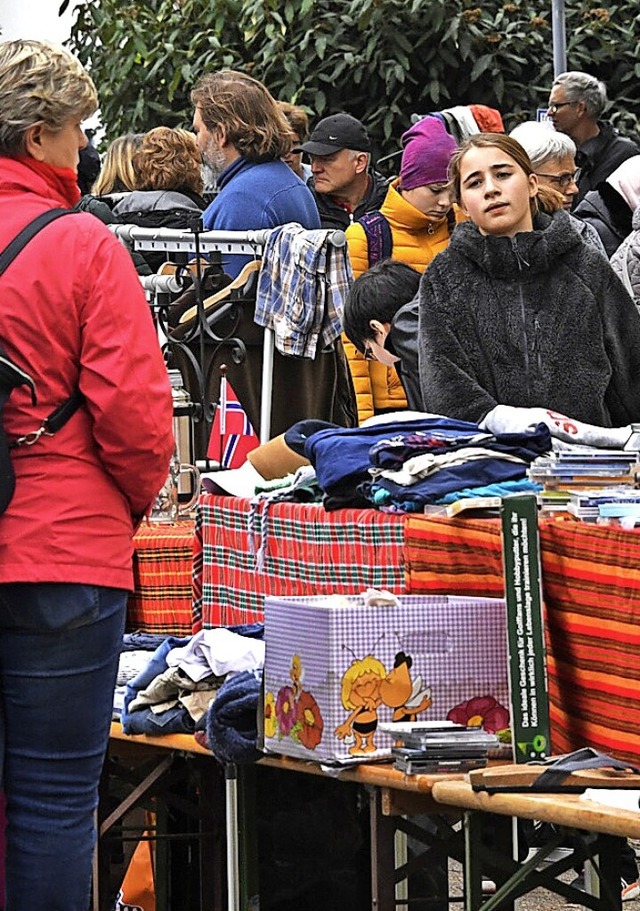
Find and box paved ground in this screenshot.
[446,841,640,910]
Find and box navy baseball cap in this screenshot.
[293,113,371,156]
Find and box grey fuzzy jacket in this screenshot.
[419,209,640,426]
[610,204,640,311]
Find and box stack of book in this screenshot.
[528,450,640,516]
[567,487,640,523]
[379,721,499,775]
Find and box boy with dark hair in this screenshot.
[343,259,423,412]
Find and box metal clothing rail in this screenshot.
[111,223,347,256]
[139,273,187,295]
[111,223,275,257]
[111,223,347,444]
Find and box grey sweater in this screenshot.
[419,209,640,426]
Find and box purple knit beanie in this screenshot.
[399,116,457,190]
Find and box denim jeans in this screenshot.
[0,582,127,911]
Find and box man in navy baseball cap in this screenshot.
[293,112,387,229]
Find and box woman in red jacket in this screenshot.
[0,40,174,911]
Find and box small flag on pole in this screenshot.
[206,366,260,469]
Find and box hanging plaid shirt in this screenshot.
[254,224,353,359]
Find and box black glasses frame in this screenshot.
[547,101,576,114]
[535,170,580,191]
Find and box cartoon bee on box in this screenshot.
[335,647,432,755]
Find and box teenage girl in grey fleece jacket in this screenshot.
[418,133,640,428]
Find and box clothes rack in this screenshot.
[139,273,188,295]
[111,223,346,258]
[111,224,347,444]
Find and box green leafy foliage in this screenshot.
[67,0,640,163]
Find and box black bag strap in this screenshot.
[0,209,70,277]
[0,209,84,447]
[532,747,640,790]
[0,346,37,404]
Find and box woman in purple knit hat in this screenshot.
[344,115,464,422]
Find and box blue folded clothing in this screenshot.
[122,627,265,740]
[122,631,169,652]
[121,635,195,735]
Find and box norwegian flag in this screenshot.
[206,372,260,468]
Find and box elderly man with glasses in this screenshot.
[548,72,639,207]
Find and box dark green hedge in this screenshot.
[66,0,640,162]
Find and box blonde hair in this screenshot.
[340,656,387,711]
[92,133,142,195]
[191,70,291,162]
[0,39,97,156]
[449,133,563,218]
[133,127,203,195]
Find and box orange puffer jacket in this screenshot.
[345,180,464,423]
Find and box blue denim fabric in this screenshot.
[122,631,169,652]
[121,626,264,735]
[121,635,194,735]
[0,582,127,911]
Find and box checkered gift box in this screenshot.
[263,593,509,764]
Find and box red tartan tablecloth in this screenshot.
[189,497,640,764]
[129,520,196,635]
[404,515,640,766]
[192,494,407,629]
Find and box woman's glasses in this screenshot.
[535,170,579,191]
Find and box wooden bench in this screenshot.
[432,779,640,911]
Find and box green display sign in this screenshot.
[501,496,550,763]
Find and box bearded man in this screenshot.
[191,69,320,276]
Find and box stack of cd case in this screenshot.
[379,720,500,775]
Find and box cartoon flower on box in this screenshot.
[291,690,324,750]
[447,695,510,733]
[265,653,325,751]
[275,684,298,735]
[264,691,277,739]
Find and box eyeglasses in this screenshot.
[535,170,580,191]
[363,345,375,361]
[547,101,576,114]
